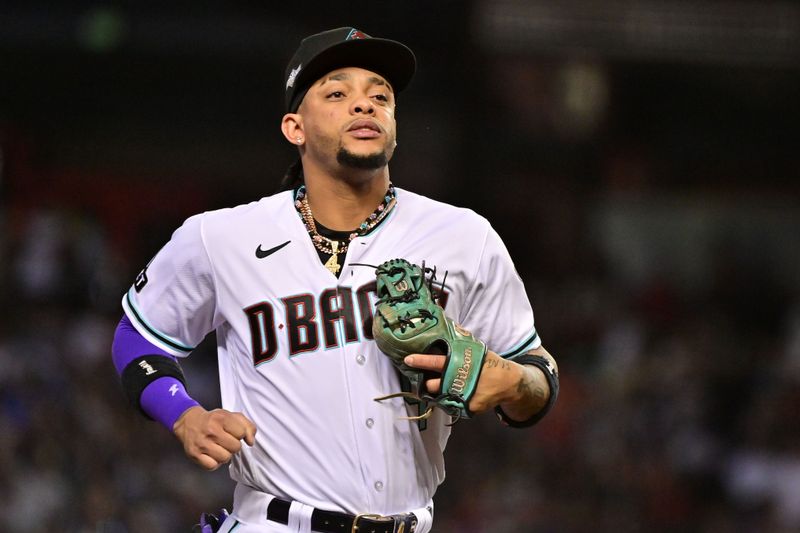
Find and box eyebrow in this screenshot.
[322,72,393,91]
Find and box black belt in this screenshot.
[267,497,419,533]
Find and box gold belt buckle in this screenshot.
[351,512,394,533]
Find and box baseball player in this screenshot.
[111,27,559,533]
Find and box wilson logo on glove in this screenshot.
[451,347,473,395]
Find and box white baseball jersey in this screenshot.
[122,187,540,516]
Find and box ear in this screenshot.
[281,113,304,145]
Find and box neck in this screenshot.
[301,166,391,231]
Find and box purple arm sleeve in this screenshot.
[112,315,200,431]
[112,314,171,372]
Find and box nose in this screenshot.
[351,94,375,115]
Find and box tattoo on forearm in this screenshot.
[484,358,512,370]
[517,371,547,408]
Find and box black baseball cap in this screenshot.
[284,27,416,113]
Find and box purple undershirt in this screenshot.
[112,315,200,431]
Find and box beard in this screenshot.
[336,146,389,170]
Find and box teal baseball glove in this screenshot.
[371,258,487,421]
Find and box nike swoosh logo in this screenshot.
[255,240,291,259]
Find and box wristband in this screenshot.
[495,353,559,428]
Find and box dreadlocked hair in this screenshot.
[278,158,304,192]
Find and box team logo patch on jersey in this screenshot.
[134,267,149,293]
[286,64,302,89]
[346,29,368,40]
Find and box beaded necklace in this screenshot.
[294,184,397,275]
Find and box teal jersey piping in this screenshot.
[499,330,539,359]
[125,288,195,353]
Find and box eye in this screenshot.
[327,91,345,99]
[372,94,389,102]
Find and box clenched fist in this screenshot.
[173,406,257,471]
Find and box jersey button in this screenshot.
[365,418,374,428]
[374,481,384,491]
[356,354,366,365]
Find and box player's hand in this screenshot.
[173,406,257,471]
[403,351,525,414]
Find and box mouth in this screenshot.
[347,119,382,139]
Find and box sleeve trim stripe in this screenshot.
[499,330,539,359]
[124,289,195,353]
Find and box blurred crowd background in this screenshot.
[1,2,799,532]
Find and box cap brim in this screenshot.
[289,38,416,112]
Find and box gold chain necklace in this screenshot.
[295,184,397,275]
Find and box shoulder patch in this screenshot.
[134,267,149,293]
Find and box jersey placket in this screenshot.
[336,238,392,512]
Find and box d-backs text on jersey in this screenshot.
[243,281,449,365]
